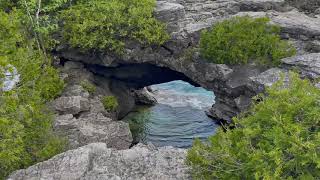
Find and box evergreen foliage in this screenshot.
[60,0,169,54]
[102,96,119,112]
[200,16,296,65]
[80,81,96,94]
[0,10,65,179]
[187,73,320,179]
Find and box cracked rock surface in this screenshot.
[8,143,190,180]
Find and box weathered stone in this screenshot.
[206,101,238,123]
[304,41,320,53]
[249,68,290,93]
[53,96,90,115]
[234,95,253,112]
[285,0,320,14]
[62,85,90,98]
[155,1,185,22]
[269,10,320,40]
[237,0,287,12]
[281,53,320,79]
[54,113,133,150]
[133,87,158,105]
[8,143,190,180]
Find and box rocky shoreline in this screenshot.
[8,0,320,179]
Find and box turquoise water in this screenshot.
[124,80,218,148]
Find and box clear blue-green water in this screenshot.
[124,80,218,148]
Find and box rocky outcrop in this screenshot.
[281,53,320,79]
[285,0,320,14]
[54,113,132,150]
[55,0,320,123]
[52,62,133,150]
[133,87,158,105]
[8,143,190,180]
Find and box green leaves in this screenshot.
[59,0,169,54]
[0,10,64,179]
[187,73,320,179]
[200,16,296,66]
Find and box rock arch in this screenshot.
[56,0,320,122]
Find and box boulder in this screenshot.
[54,113,133,150]
[53,96,90,115]
[133,87,158,105]
[8,143,190,180]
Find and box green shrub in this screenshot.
[126,107,151,144]
[81,81,96,94]
[187,72,320,179]
[200,16,296,66]
[102,96,119,112]
[0,10,65,179]
[60,0,169,54]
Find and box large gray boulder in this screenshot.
[8,143,190,180]
[54,113,133,150]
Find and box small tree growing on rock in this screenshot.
[102,96,119,112]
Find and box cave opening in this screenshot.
[85,62,219,148]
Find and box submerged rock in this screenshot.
[8,143,190,180]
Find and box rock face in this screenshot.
[282,53,320,79]
[52,62,133,150]
[8,143,190,180]
[56,0,320,122]
[54,113,132,150]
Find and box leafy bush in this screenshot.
[60,0,169,54]
[0,0,74,51]
[200,16,296,66]
[81,81,96,94]
[187,72,320,179]
[102,96,119,112]
[0,10,65,179]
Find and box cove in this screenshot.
[124,80,218,148]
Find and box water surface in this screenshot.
[124,80,218,148]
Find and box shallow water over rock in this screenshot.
[124,80,218,148]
